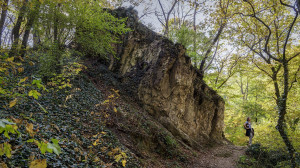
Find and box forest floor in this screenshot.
[189,145,246,168]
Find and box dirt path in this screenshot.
[189,145,246,168]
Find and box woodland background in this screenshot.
[0,0,299,167]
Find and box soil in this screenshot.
[189,145,246,168]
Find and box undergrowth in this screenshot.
[0,50,140,167]
[238,144,300,168]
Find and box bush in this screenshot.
[238,143,299,167]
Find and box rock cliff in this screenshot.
[110,8,225,147]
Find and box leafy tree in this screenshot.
[0,0,9,48]
[231,0,300,166]
[20,0,41,57]
[9,0,28,57]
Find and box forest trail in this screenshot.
[189,145,246,168]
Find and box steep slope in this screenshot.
[109,7,226,147]
[0,7,235,167]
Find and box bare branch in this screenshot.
[251,58,272,78]
[204,38,220,71]
[279,0,295,9]
[242,0,282,62]
[289,64,300,90]
[283,11,298,61]
[288,52,300,62]
[199,21,226,74]
[157,0,167,21]
[155,11,166,27]
[217,55,240,89]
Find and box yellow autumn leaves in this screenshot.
[88,131,127,167]
[107,147,128,167]
[29,159,47,168]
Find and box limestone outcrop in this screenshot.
[111,8,225,147]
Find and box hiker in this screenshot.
[244,117,253,146]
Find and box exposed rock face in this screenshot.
[111,8,225,147]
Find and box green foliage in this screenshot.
[165,135,177,148]
[0,119,20,139]
[156,132,180,158]
[0,142,12,159]
[28,90,41,100]
[73,1,130,57]
[241,102,266,122]
[37,49,62,78]
[21,0,130,78]
[0,119,18,158]
[168,22,210,66]
[0,118,61,159]
[0,118,59,168]
[0,54,141,167]
[222,64,300,152]
[238,144,300,168]
[27,138,61,156]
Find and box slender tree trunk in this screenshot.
[9,0,28,57]
[20,1,40,57]
[275,61,296,168]
[53,3,61,73]
[199,22,226,79]
[245,77,248,100]
[0,0,9,48]
[157,0,178,37]
[297,0,300,14]
[54,8,59,45]
[193,1,198,67]
[32,30,40,49]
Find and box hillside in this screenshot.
[1,0,300,167]
[0,7,242,168]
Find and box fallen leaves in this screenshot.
[19,77,28,84]
[28,90,41,100]
[0,142,12,158]
[9,99,17,108]
[29,159,47,168]
[26,123,36,137]
[92,139,100,146]
[0,162,8,168]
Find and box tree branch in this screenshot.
[252,58,272,78]
[289,64,300,90]
[279,0,295,9]
[204,38,220,71]
[157,0,167,21]
[288,52,300,62]
[283,10,298,61]
[242,0,282,63]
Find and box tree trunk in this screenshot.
[192,1,198,67]
[32,30,40,49]
[199,22,226,79]
[53,3,61,74]
[20,1,40,57]
[297,0,300,14]
[275,61,296,168]
[0,0,9,48]
[9,0,28,57]
[158,0,178,37]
